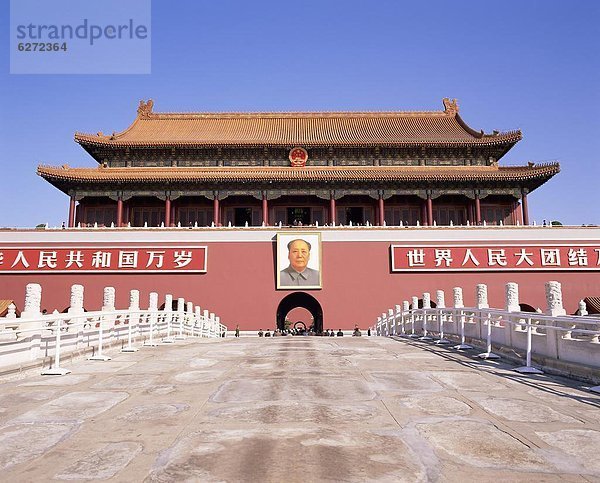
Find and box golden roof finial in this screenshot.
[137,99,154,118]
[442,98,459,115]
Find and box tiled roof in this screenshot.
[74,99,522,148]
[38,163,560,184]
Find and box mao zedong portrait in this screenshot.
[279,238,320,287]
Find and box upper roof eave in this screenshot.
[73,98,523,150]
[37,162,560,184]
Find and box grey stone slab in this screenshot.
[54,442,142,480]
[20,374,91,387]
[0,422,78,471]
[173,370,226,384]
[145,384,177,395]
[72,361,138,374]
[119,403,189,422]
[204,401,385,425]
[91,374,158,390]
[416,419,551,471]
[188,358,218,368]
[429,371,509,391]
[148,428,426,482]
[470,395,581,423]
[368,371,444,393]
[537,429,600,475]
[396,395,473,416]
[211,377,377,403]
[12,391,128,423]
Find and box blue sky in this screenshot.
[1,0,598,227]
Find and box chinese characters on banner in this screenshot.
[0,246,207,273]
[391,245,600,271]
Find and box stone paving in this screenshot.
[1,336,599,482]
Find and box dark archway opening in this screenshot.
[276,292,323,333]
[519,303,537,313]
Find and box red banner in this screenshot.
[391,244,600,272]
[0,246,207,273]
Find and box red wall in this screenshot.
[1,237,599,330]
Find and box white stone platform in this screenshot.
[0,336,599,481]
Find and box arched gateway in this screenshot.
[276,292,323,333]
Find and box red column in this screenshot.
[521,189,529,225]
[116,197,123,227]
[378,195,385,226]
[467,200,474,224]
[213,196,220,226]
[421,201,428,226]
[475,196,481,225]
[68,196,76,228]
[330,195,336,225]
[426,195,433,226]
[165,197,171,227]
[262,193,268,225]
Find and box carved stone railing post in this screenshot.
[420,293,432,339]
[376,316,382,336]
[210,313,216,337]
[186,301,194,335]
[453,287,471,349]
[130,289,140,335]
[129,289,140,311]
[176,297,186,339]
[203,309,210,336]
[505,282,520,312]
[476,284,489,309]
[545,281,565,359]
[388,308,394,335]
[102,287,115,311]
[68,284,84,314]
[100,287,116,344]
[411,296,419,310]
[395,304,402,335]
[163,294,174,343]
[121,289,140,352]
[195,306,201,336]
[436,290,446,339]
[401,301,409,336]
[149,292,158,312]
[410,296,419,336]
[453,287,464,309]
[436,290,445,309]
[504,282,520,346]
[475,284,489,339]
[144,292,159,346]
[66,284,85,339]
[382,312,388,336]
[21,283,42,319]
[545,281,566,316]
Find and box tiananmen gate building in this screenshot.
[0,99,598,332]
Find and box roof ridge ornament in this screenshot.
[442,98,459,115]
[137,99,154,118]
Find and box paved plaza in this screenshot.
[0,335,599,482]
